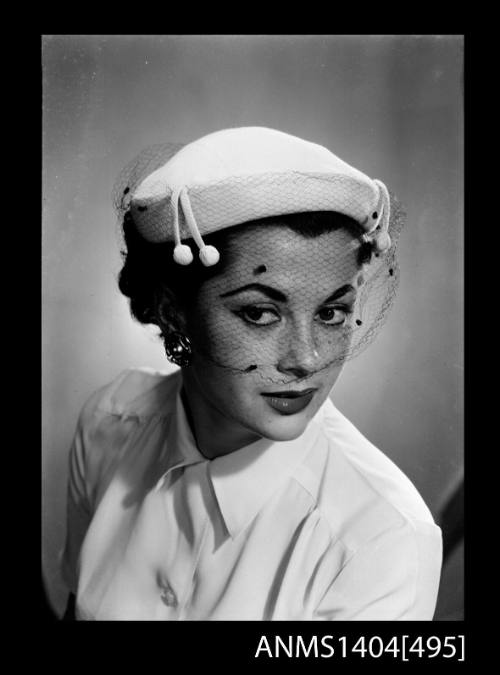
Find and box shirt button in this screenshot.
[159,581,177,608]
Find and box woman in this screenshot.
[60,126,442,620]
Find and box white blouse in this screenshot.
[60,367,442,620]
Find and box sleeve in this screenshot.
[59,390,104,595]
[313,520,443,620]
[58,368,172,595]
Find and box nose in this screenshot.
[276,320,321,379]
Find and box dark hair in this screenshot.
[118,210,373,339]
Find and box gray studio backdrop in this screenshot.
[42,35,463,618]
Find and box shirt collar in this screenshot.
[160,371,325,539]
[208,416,323,539]
[210,391,326,539]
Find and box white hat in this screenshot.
[127,127,391,266]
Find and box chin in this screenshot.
[256,415,311,442]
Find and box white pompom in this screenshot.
[199,245,220,267]
[373,231,391,253]
[173,243,194,265]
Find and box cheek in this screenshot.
[190,363,266,426]
[191,357,255,402]
[324,363,343,388]
[188,303,263,366]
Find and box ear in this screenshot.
[156,288,188,336]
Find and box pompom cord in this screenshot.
[173,243,194,265]
[199,245,220,266]
[180,188,221,267]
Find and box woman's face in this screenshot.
[183,224,363,443]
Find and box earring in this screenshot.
[164,331,192,367]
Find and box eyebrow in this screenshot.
[219,283,356,304]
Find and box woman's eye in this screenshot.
[237,306,280,326]
[316,306,349,326]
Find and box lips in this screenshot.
[262,388,317,398]
[261,389,317,415]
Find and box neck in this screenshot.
[180,370,262,460]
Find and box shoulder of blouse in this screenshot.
[294,396,442,556]
[79,366,181,423]
[72,367,181,511]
